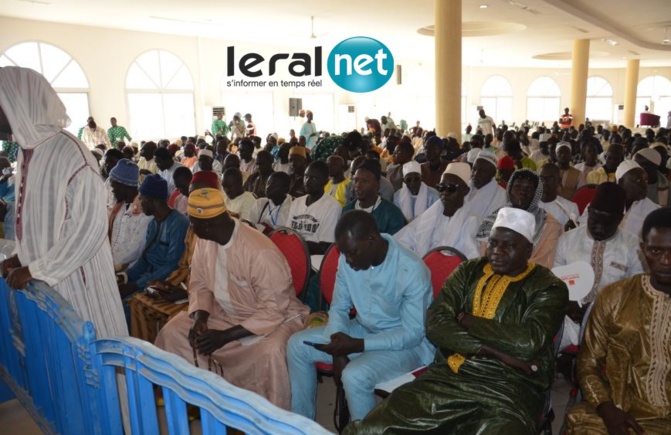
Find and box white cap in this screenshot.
[199,149,214,159]
[447,132,458,140]
[556,141,572,153]
[635,148,661,166]
[443,162,471,185]
[466,148,481,164]
[475,150,497,168]
[615,160,642,182]
[492,207,535,243]
[402,160,421,177]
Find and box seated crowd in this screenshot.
[3,89,671,434]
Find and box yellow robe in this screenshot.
[567,275,671,434]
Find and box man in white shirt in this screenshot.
[191,147,223,174]
[539,163,579,229]
[155,147,183,194]
[465,150,507,223]
[238,139,256,174]
[248,172,292,234]
[222,168,256,221]
[81,119,111,150]
[108,159,153,271]
[395,162,480,259]
[477,109,495,137]
[393,160,440,223]
[288,160,342,255]
[299,110,318,150]
[554,182,644,348]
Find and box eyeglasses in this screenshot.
[192,347,224,376]
[436,183,459,193]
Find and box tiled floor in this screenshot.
[0,376,573,434]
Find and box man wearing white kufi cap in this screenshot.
[392,160,439,223]
[616,160,659,237]
[191,147,223,174]
[395,162,480,259]
[465,150,507,223]
[578,159,660,238]
[347,205,568,435]
[633,147,670,206]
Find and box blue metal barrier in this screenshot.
[0,255,332,434]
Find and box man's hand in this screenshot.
[118,282,138,298]
[315,332,363,358]
[147,280,188,302]
[457,312,474,330]
[597,401,645,435]
[567,301,588,324]
[194,329,235,356]
[6,266,32,289]
[332,356,350,385]
[478,344,541,376]
[188,311,209,348]
[156,285,188,303]
[564,220,577,232]
[2,255,21,278]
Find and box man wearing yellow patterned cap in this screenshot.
[155,188,309,410]
[345,207,568,435]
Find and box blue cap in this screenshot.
[139,174,168,200]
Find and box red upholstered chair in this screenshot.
[312,244,350,431]
[571,184,597,215]
[268,227,310,299]
[374,246,467,399]
[422,246,467,298]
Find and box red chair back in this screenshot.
[269,227,310,297]
[422,246,467,298]
[318,244,341,305]
[571,185,597,215]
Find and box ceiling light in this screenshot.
[479,4,488,8]
[663,27,670,44]
[601,38,618,46]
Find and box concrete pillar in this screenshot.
[434,0,461,137]
[570,39,590,127]
[623,59,640,128]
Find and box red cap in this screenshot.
[190,170,221,189]
[497,156,515,170]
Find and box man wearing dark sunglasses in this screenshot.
[395,162,480,259]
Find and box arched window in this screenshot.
[586,76,613,122]
[0,41,90,135]
[126,50,195,140]
[480,75,513,125]
[526,77,561,123]
[636,75,671,120]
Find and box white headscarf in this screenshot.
[0,66,71,149]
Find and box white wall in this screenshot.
[1,16,670,140]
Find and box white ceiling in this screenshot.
[2,0,671,68]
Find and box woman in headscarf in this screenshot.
[0,66,127,338]
[476,168,563,268]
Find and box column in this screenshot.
[570,39,590,127]
[435,0,461,137]
[623,59,640,128]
